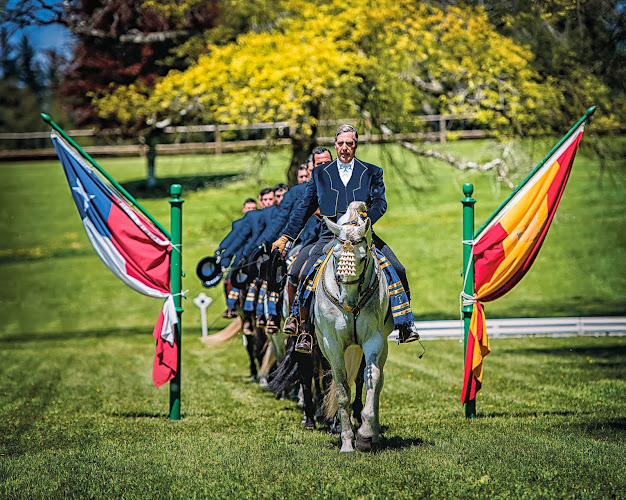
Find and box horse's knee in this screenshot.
[365,363,381,387]
[335,383,350,408]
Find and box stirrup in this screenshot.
[295,332,313,354]
[397,325,420,344]
[266,316,279,335]
[283,315,299,336]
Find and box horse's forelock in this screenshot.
[344,201,367,225]
[343,224,363,242]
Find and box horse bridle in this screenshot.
[333,234,367,285]
[322,233,380,317]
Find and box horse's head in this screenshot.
[324,201,372,284]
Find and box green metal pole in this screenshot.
[462,183,476,419]
[169,184,184,420]
[41,113,171,239]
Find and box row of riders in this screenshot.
[197,125,421,451]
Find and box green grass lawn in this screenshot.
[0,138,625,497]
[1,333,624,498]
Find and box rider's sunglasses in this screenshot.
[336,140,355,147]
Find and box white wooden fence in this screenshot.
[0,115,485,160]
[389,316,626,341]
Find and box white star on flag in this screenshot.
[72,178,95,212]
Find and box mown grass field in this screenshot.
[1,138,625,498]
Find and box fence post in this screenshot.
[461,183,476,419]
[215,127,222,155]
[169,184,184,420]
[439,115,447,143]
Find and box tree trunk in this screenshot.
[146,134,157,187]
[286,102,320,185]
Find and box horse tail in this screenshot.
[322,344,363,418]
[200,317,242,347]
[267,339,300,397]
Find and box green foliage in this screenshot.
[473,0,626,133]
[95,2,562,138]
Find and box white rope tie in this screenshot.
[172,289,189,299]
[171,243,182,255]
[459,238,476,340]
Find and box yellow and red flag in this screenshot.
[461,122,586,404]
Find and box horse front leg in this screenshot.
[333,373,354,453]
[356,335,387,451]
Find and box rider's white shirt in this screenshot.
[337,159,355,186]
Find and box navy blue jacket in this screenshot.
[219,216,246,251]
[283,158,387,240]
[256,183,307,244]
[250,204,279,249]
[221,208,265,264]
[299,214,322,247]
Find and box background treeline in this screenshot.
[1,0,624,179]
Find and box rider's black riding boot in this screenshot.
[242,313,254,336]
[282,279,299,336]
[295,304,313,354]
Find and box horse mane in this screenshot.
[343,201,368,225]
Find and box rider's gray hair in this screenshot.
[334,124,358,143]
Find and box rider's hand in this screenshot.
[272,235,289,253]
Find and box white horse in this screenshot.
[315,201,393,452]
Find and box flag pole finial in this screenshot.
[41,113,52,123]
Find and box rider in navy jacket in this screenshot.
[282,159,387,240]
[273,125,419,350]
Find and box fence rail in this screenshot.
[0,114,485,160]
[389,316,626,341]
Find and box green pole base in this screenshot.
[465,399,476,419]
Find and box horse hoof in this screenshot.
[355,433,373,452]
[340,443,355,453]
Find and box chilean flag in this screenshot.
[51,131,178,388]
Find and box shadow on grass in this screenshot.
[122,173,240,199]
[479,409,585,419]
[581,417,626,433]
[501,344,626,361]
[110,411,170,419]
[376,435,427,451]
[2,326,154,344]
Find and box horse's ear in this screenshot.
[324,216,341,235]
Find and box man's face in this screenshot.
[307,159,315,174]
[274,188,287,205]
[242,201,257,213]
[314,151,332,167]
[259,192,275,208]
[335,131,357,164]
[298,169,310,183]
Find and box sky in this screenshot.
[16,23,74,60]
[3,0,74,66]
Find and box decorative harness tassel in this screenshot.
[337,240,357,278]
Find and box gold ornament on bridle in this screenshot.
[337,239,357,277]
